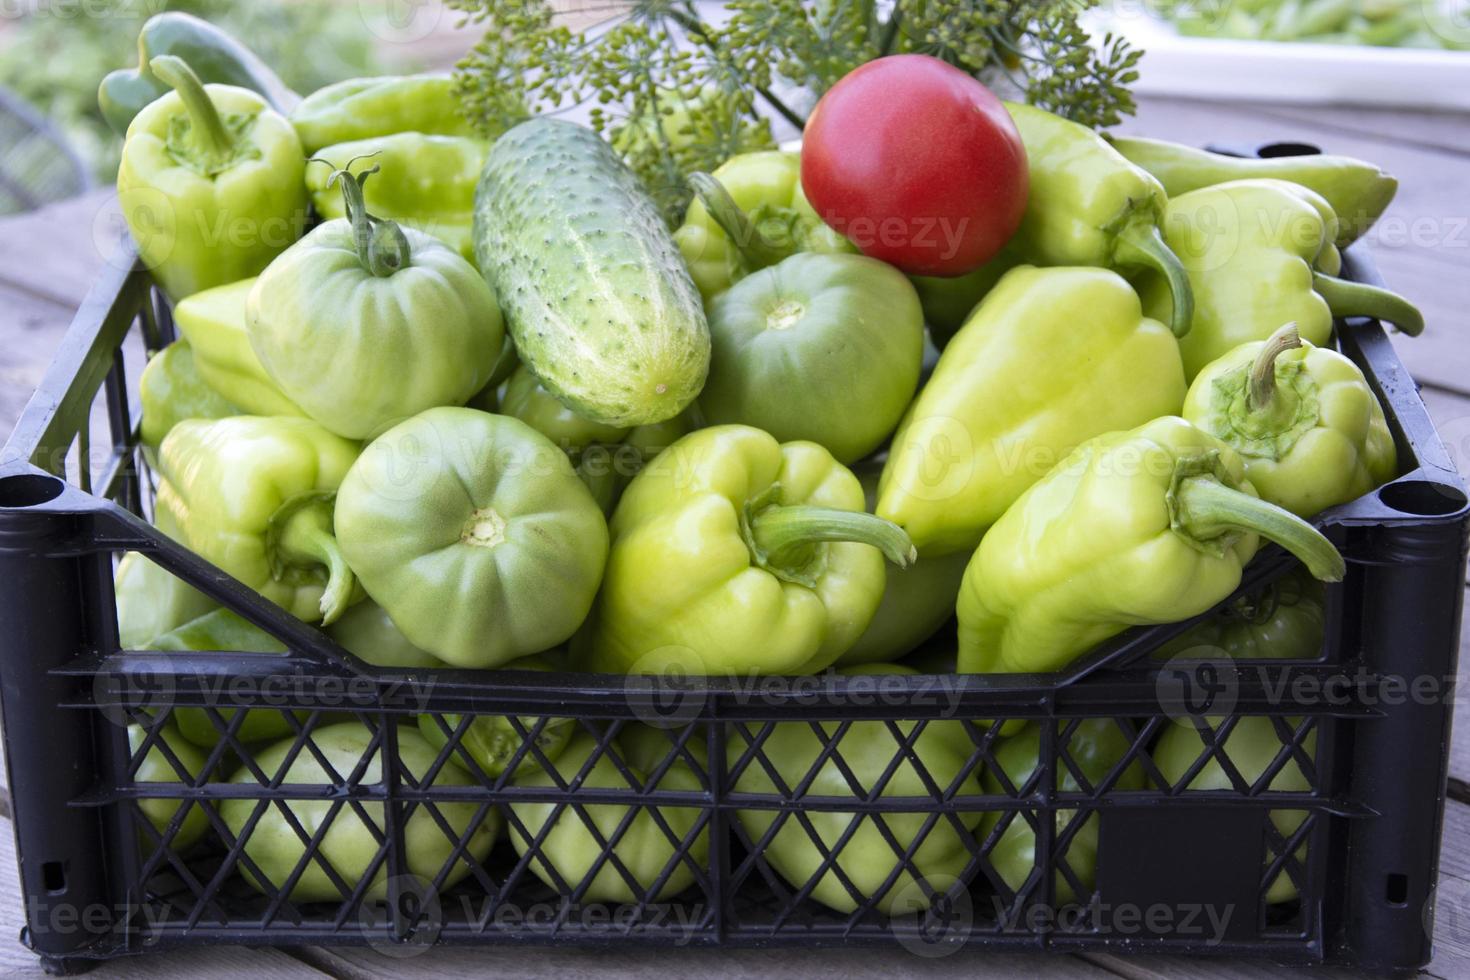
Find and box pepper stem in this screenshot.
[149,55,234,164]
[747,503,916,586]
[272,495,355,625]
[309,154,411,278]
[687,172,788,269]
[1172,476,1346,582]
[1114,220,1195,338]
[1248,322,1302,413]
[1312,271,1424,337]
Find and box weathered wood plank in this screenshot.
[300,943,1122,980]
[0,818,329,978]
[0,190,119,309]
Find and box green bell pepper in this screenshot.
[128,721,209,852]
[156,416,360,624]
[115,550,216,649]
[673,151,854,304]
[700,252,924,465]
[957,416,1346,675]
[729,663,983,914]
[416,656,575,780]
[1156,568,1326,661]
[1108,135,1396,246]
[583,425,915,677]
[139,340,238,456]
[99,12,298,137]
[1141,179,1423,379]
[509,723,708,903]
[151,608,299,749]
[334,408,608,669]
[1153,717,1315,903]
[497,364,693,514]
[248,163,504,440]
[290,73,478,155]
[306,134,487,263]
[878,265,1187,557]
[173,278,305,418]
[1184,323,1397,517]
[1002,102,1194,338]
[980,719,1145,905]
[223,722,500,903]
[117,56,308,302]
[326,600,443,670]
[839,464,968,666]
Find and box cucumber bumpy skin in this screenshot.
[473,119,710,427]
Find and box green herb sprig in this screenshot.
[449,1,1140,225]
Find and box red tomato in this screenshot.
[801,55,1028,277]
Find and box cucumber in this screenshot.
[473,119,709,426]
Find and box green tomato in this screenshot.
[979,719,1145,906]
[246,220,503,440]
[1156,569,1326,661]
[334,408,609,668]
[729,664,982,915]
[223,722,499,903]
[509,724,709,903]
[699,252,925,464]
[416,656,574,780]
[128,722,209,852]
[1153,716,1315,904]
[326,600,444,669]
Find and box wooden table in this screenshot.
[0,93,1466,978]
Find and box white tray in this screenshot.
[1089,13,1470,110]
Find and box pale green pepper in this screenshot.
[878,266,1187,557]
[673,151,853,304]
[139,340,238,455]
[115,550,216,649]
[289,73,478,154]
[155,416,361,624]
[582,426,916,677]
[117,56,307,302]
[1140,179,1423,379]
[1183,323,1397,516]
[415,656,575,780]
[306,133,487,263]
[173,277,305,418]
[957,416,1346,675]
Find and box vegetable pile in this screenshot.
[106,12,1423,916]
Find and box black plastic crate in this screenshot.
[0,147,1466,976]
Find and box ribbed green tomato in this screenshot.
[247,205,503,439]
[223,722,499,903]
[129,722,209,851]
[334,408,609,669]
[699,252,924,464]
[508,724,708,903]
